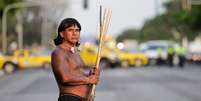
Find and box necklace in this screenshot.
[58,45,75,53]
[70,47,75,53]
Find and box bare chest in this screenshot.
[65,52,84,70]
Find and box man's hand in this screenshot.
[89,67,100,76]
[88,67,100,84]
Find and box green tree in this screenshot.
[116,1,201,43]
[116,28,141,42]
[140,15,174,42]
[164,1,201,41]
[0,0,22,18]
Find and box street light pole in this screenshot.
[154,0,159,16]
[16,11,23,50]
[2,5,10,53]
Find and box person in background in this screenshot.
[176,45,187,68]
[156,48,163,65]
[167,46,175,67]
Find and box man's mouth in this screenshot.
[72,38,78,41]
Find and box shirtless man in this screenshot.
[51,18,100,101]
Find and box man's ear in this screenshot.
[59,32,64,38]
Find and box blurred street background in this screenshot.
[0,65,201,101]
[0,0,201,101]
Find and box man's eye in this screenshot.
[68,29,73,31]
[67,28,80,32]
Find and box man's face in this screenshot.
[61,25,80,45]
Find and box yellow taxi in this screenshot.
[80,42,120,69]
[102,37,149,68]
[0,52,5,70]
[2,49,51,74]
[80,43,97,67]
[117,50,149,67]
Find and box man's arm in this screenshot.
[51,50,99,86]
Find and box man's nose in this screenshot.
[72,30,76,34]
[72,30,78,35]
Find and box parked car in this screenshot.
[2,49,51,74]
[187,52,201,64]
[117,49,149,68]
[140,40,176,65]
[0,52,5,71]
[187,40,201,64]
[80,43,120,69]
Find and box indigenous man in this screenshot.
[51,18,100,101]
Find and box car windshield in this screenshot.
[0,51,6,56]
[148,45,166,50]
[39,50,51,56]
[31,49,51,56]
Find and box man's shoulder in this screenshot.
[51,47,64,56]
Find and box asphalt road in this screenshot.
[0,65,201,101]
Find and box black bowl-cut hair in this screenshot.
[54,18,81,46]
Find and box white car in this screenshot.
[140,40,176,65]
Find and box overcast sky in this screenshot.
[62,0,169,37]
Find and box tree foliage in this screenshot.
[116,29,140,42]
[116,1,201,42]
[0,0,22,17]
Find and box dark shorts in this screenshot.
[58,93,87,101]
